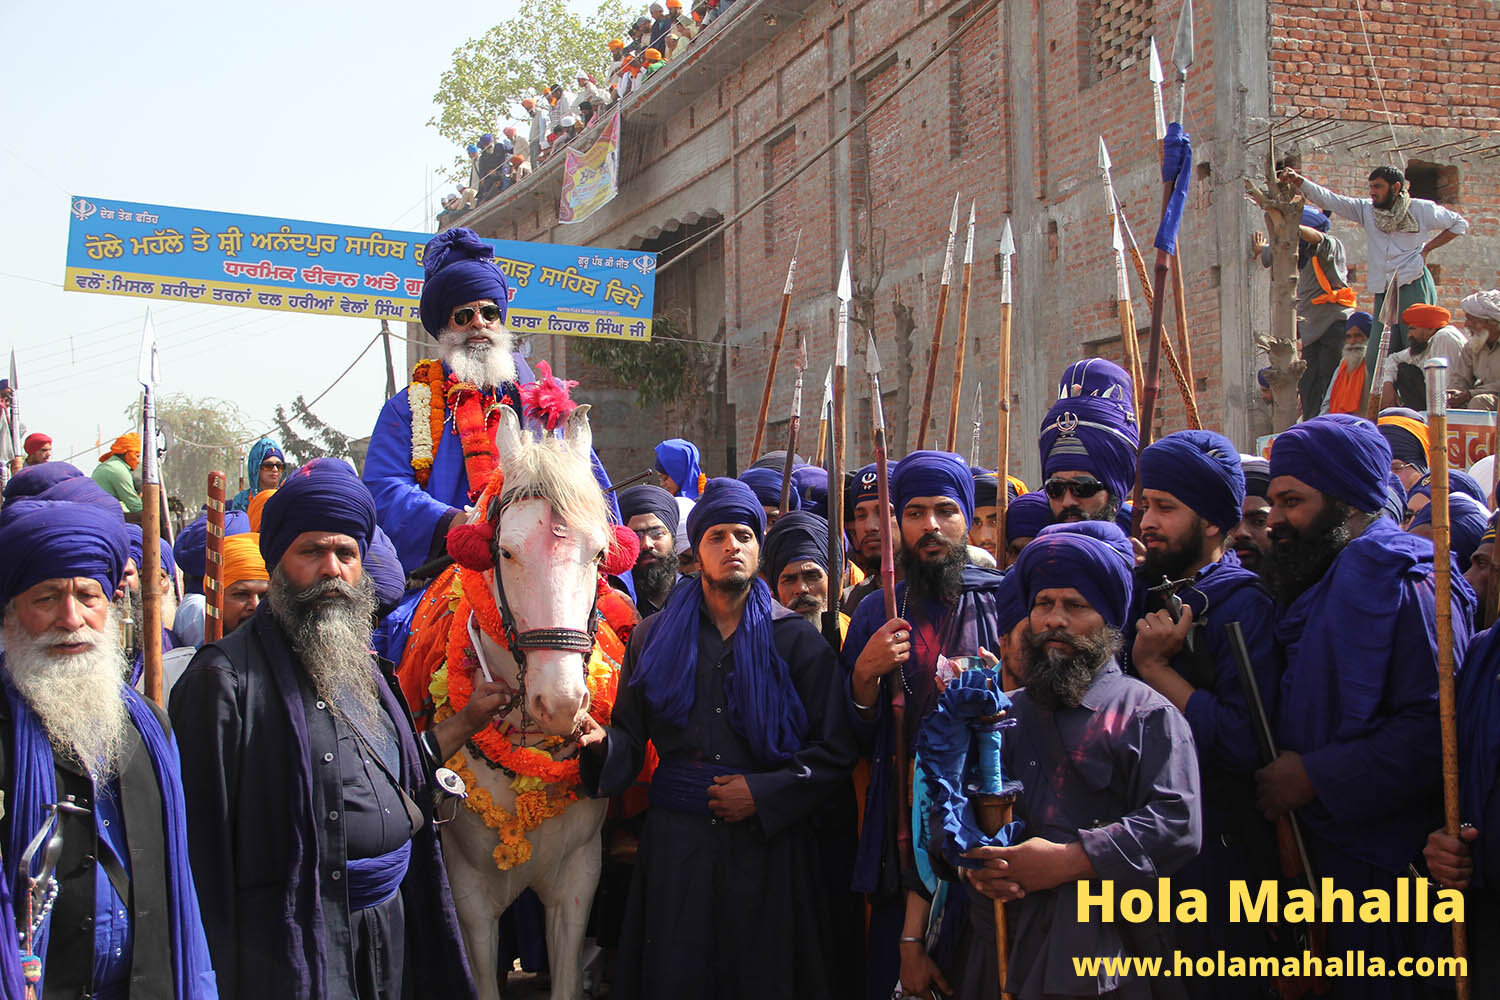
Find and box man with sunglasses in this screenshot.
[618,484,682,617]
[1038,359,1139,528]
[1127,430,1281,996]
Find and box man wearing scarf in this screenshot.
[1127,431,1279,995]
[1320,311,1371,415]
[1280,164,1469,388]
[1380,303,1467,409]
[228,438,285,513]
[169,460,480,1000]
[1258,415,1473,999]
[1038,359,1139,526]
[841,450,1010,1000]
[1253,207,1356,419]
[0,496,217,998]
[762,509,835,627]
[92,433,142,515]
[962,521,1201,1000]
[1452,288,1500,410]
[618,483,682,617]
[578,477,857,998]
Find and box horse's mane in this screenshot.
[490,433,609,539]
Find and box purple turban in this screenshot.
[687,477,767,551]
[1140,430,1246,533]
[1014,520,1136,628]
[417,227,511,337]
[1270,414,1391,514]
[790,464,826,502]
[653,438,703,499]
[2,461,86,501]
[364,526,407,614]
[1409,489,1491,571]
[0,499,129,604]
[994,569,1027,637]
[1347,311,1373,335]
[258,458,377,569]
[1005,491,1052,542]
[32,474,126,513]
[892,451,974,527]
[846,463,880,514]
[125,523,176,577]
[1040,359,1140,502]
[738,467,800,512]
[173,509,251,588]
[762,511,830,583]
[619,484,681,533]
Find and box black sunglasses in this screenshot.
[451,304,502,327]
[1044,477,1105,500]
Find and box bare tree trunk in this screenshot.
[892,290,917,457]
[1244,126,1306,434]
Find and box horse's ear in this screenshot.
[497,405,525,466]
[564,403,593,460]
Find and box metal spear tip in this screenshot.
[8,349,16,389]
[837,251,852,302]
[1173,0,1195,72]
[1149,37,1164,83]
[999,218,1015,257]
[967,200,976,226]
[1097,137,1113,173]
[948,192,961,233]
[1111,214,1125,252]
[865,333,882,374]
[794,328,807,369]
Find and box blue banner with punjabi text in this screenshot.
[63,196,656,341]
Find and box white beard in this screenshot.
[1343,345,1367,368]
[438,326,517,389]
[2,609,131,783]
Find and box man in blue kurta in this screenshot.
[1126,430,1279,996]
[0,487,217,999]
[1259,414,1474,998]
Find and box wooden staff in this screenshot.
[945,201,977,452]
[814,365,832,468]
[822,253,851,649]
[1168,253,1197,401]
[975,778,1016,998]
[995,219,1015,566]
[1116,197,1199,428]
[1489,441,1500,626]
[916,194,960,450]
[778,331,807,516]
[205,471,227,642]
[867,334,897,620]
[141,387,164,706]
[750,233,801,463]
[1099,139,1143,419]
[1423,357,1471,1000]
[1366,271,1403,420]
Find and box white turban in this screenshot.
[1461,289,1500,322]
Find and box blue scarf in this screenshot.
[628,575,807,766]
[0,673,217,998]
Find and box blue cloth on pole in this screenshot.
[1154,123,1193,255]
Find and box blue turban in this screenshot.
[479,133,494,147]
[972,471,1000,509]
[1381,472,1408,524]
[258,458,377,569]
[1441,469,1487,508]
[417,227,510,337]
[1014,521,1136,628]
[0,499,129,604]
[173,509,251,587]
[687,477,767,552]
[1270,414,1391,513]
[466,143,479,155]
[790,464,826,503]
[1347,311,1373,335]
[994,569,1027,638]
[1301,206,1330,232]
[1040,359,1139,503]
[762,510,830,583]
[1005,491,1052,542]
[738,467,800,513]
[892,450,975,527]
[124,523,176,578]
[364,526,407,614]
[653,438,703,499]
[1409,490,1491,571]
[619,484,680,533]
[1239,454,1271,501]
[2,461,85,501]
[1377,410,1430,472]
[1140,430,1246,533]
[846,463,880,513]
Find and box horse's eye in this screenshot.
[595,549,606,563]
[501,548,514,561]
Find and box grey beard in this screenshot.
[1343,345,1368,368]
[438,328,517,389]
[2,609,131,783]
[1021,623,1120,710]
[268,567,384,739]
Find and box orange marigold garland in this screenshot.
[408,360,448,486]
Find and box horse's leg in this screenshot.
[447,825,522,1000]
[531,801,607,1000]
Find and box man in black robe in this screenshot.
[578,476,857,998]
[171,459,504,999]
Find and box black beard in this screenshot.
[1021,623,1120,710]
[900,532,967,604]
[1141,516,1207,582]
[632,550,679,603]
[1052,494,1120,525]
[1259,499,1354,605]
[1231,541,1264,574]
[704,566,753,597]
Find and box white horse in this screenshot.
[434,405,613,1000]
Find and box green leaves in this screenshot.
[573,315,710,407]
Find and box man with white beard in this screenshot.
[170,459,504,1000]
[0,495,216,998]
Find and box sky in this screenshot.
[0,0,525,468]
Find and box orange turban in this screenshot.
[221,533,268,591]
[608,37,625,50]
[248,488,277,531]
[100,432,141,463]
[1401,303,1451,330]
[643,48,662,61]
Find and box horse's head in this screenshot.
[488,403,610,736]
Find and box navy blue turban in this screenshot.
[364,526,407,614]
[762,510,830,583]
[892,450,974,526]
[258,458,377,569]
[619,484,681,533]
[687,477,767,552]
[1436,469,1488,509]
[1377,409,1430,473]
[1040,358,1140,502]
[846,463,880,514]
[1005,491,1053,542]
[738,467,800,512]
[1140,430,1246,533]
[750,450,804,471]
[994,569,1027,638]
[1014,520,1136,629]
[0,499,129,604]
[125,523,176,578]
[2,461,85,501]
[972,471,1000,509]
[1410,490,1491,571]
[418,227,511,337]
[1381,472,1408,524]
[1270,414,1391,514]
[1239,454,1271,501]
[173,509,250,588]
[1347,311,1373,335]
[791,464,826,503]
[654,438,703,498]
[1302,206,1330,232]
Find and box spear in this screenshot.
[1366,271,1403,420]
[814,365,832,467]
[778,330,807,516]
[945,201,977,452]
[1149,37,1167,142]
[7,350,21,476]
[995,219,1015,566]
[1166,0,1200,408]
[1117,196,1200,427]
[750,232,801,463]
[138,310,165,706]
[867,333,898,621]
[205,471,228,642]
[916,194,960,449]
[1422,357,1471,1000]
[1100,138,1144,416]
[969,383,984,468]
[822,253,851,649]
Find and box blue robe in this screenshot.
[1275,517,1473,998]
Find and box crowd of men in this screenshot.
[0,186,1496,1000]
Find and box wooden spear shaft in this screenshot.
[750,237,800,463]
[1423,358,1471,1000]
[205,471,227,642]
[1489,437,1500,626]
[917,195,960,450]
[995,220,1015,567]
[1116,199,1199,428]
[141,386,164,706]
[1168,252,1197,404]
[945,203,977,452]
